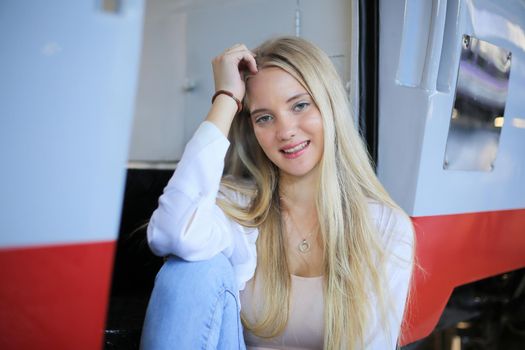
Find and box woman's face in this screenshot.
[246,67,324,179]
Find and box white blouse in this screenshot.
[147,121,414,349]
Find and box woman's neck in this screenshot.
[279,168,324,277]
[279,168,319,215]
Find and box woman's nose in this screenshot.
[276,117,296,141]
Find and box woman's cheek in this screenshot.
[305,113,323,136]
[254,130,273,155]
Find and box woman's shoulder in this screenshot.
[366,198,414,248]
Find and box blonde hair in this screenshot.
[217,36,412,349]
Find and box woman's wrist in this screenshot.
[213,93,239,114]
[212,90,242,114]
[205,94,238,137]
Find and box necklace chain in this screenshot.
[298,239,312,253]
[282,210,318,254]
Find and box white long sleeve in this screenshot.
[147,121,258,290]
[365,201,415,349]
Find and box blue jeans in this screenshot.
[140,254,246,350]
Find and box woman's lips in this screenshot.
[280,141,310,159]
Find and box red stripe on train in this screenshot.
[0,241,115,350]
[401,208,525,344]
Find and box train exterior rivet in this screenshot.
[462,35,470,49]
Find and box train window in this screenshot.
[443,35,511,172]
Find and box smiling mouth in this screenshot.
[280,141,310,154]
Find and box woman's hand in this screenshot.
[212,44,258,102]
[206,44,258,137]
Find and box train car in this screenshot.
[0,1,145,349]
[376,1,525,348]
[1,0,524,349]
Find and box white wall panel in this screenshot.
[0,0,145,247]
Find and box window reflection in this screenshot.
[444,35,512,171]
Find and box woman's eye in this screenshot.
[255,115,273,124]
[293,102,310,112]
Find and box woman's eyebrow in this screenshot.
[286,92,309,103]
[250,92,309,115]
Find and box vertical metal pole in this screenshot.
[358,0,379,170]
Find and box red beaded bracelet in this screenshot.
[211,90,242,114]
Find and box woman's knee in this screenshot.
[154,253,236,293]
[142,254,243,350]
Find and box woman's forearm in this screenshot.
[205,94,238,137]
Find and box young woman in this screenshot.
[140,36,414,350]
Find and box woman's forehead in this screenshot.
[246,67,309,107]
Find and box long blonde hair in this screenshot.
[218,36,410,349]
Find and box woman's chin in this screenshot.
[278,163,320,180]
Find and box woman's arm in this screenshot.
[147,44,258,262]
[147,121,234,260]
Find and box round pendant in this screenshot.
[298,239,311,253]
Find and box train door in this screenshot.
[377,0,525,347]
